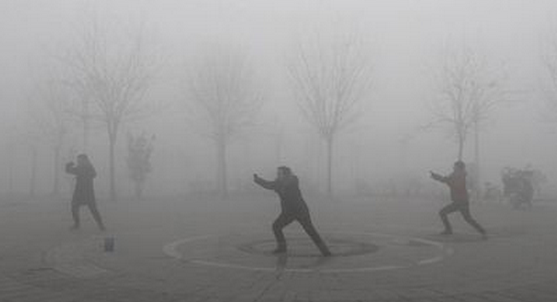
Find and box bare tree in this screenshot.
[5,128,17,198]
[287,31,372,197]
[185,47,262,198]
[20,129,40,198]
[6,118,41,198]
[126,132,155,199]
[28,78,72,196]
[541,35,557,125]
[429,45,508,200]
[268,118,285,166]
[63,16,157,201]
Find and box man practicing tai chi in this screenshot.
[430,161,487,239]
[254,166,332,256]
[66,154,106,231]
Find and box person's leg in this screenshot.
[297,212,332,256]
[71,203,80,229]
[87,202,106,231]
[439,202,460,234]
[272,213,295,253]
[459,203,486,235]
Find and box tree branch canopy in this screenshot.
[541,36,557,123]
[63,17,157,135]
[430,45,508,150]
[185,46,262,144]
[287,31,372,140]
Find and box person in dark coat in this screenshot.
[430,161,486,238]
[65,154,105,231]
[254,166,331,256]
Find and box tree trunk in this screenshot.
[82,99,90,152]
[109,134,117,202]
[326,136,334,198]
[457,135,464,161]
[29,147,37,198]
[216,139,228,199]
[52,145,61,196]
[275,133,283,165]
[474,119,481,203]
[7,144,14,198]
[135,181,143,200]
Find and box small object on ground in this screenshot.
[104,237,115,252]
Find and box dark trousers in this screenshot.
[272,211,330,255]
[72,202,105,229]
[439,202,486,234]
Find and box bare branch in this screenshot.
[541,33,557,124]
[184,46,263,144]
[287,31,372,140]
[428,44,508,157]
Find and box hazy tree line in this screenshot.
[6,11,557,202]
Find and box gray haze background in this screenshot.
[0,0,555,200]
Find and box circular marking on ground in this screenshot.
[163,232,451,273]
[237,237,380,258]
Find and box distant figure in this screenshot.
[254,166,331,256]
[502,168,534,210]
[430,161,486,238]
[65,154,105,231]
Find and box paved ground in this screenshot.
[1,194,557,301]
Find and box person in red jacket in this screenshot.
[430,161,486,238]
[65,154,105,231]
[254,166,331,256]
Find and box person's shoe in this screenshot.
[69,225,80,231]
[321,250,333,257]
[439,230,452,236]
[98,225,106,232]
[318,244,333,257]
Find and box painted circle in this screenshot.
[163,232,451,273]
[237,237,379,258]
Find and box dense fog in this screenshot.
[0,0,556,202]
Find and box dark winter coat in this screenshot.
[254,174,310,215]
[432,170,469,203]
[66,162,97,205]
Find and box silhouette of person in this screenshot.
[254,166,332,256]
[430,161,486,238]
[65,154,105,231]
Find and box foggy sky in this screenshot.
[0,0,556,197]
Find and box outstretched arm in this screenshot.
[65,162,77,175]
[430,171,448,183]
[253,174,276,190]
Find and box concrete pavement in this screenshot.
[1,196,557,301]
